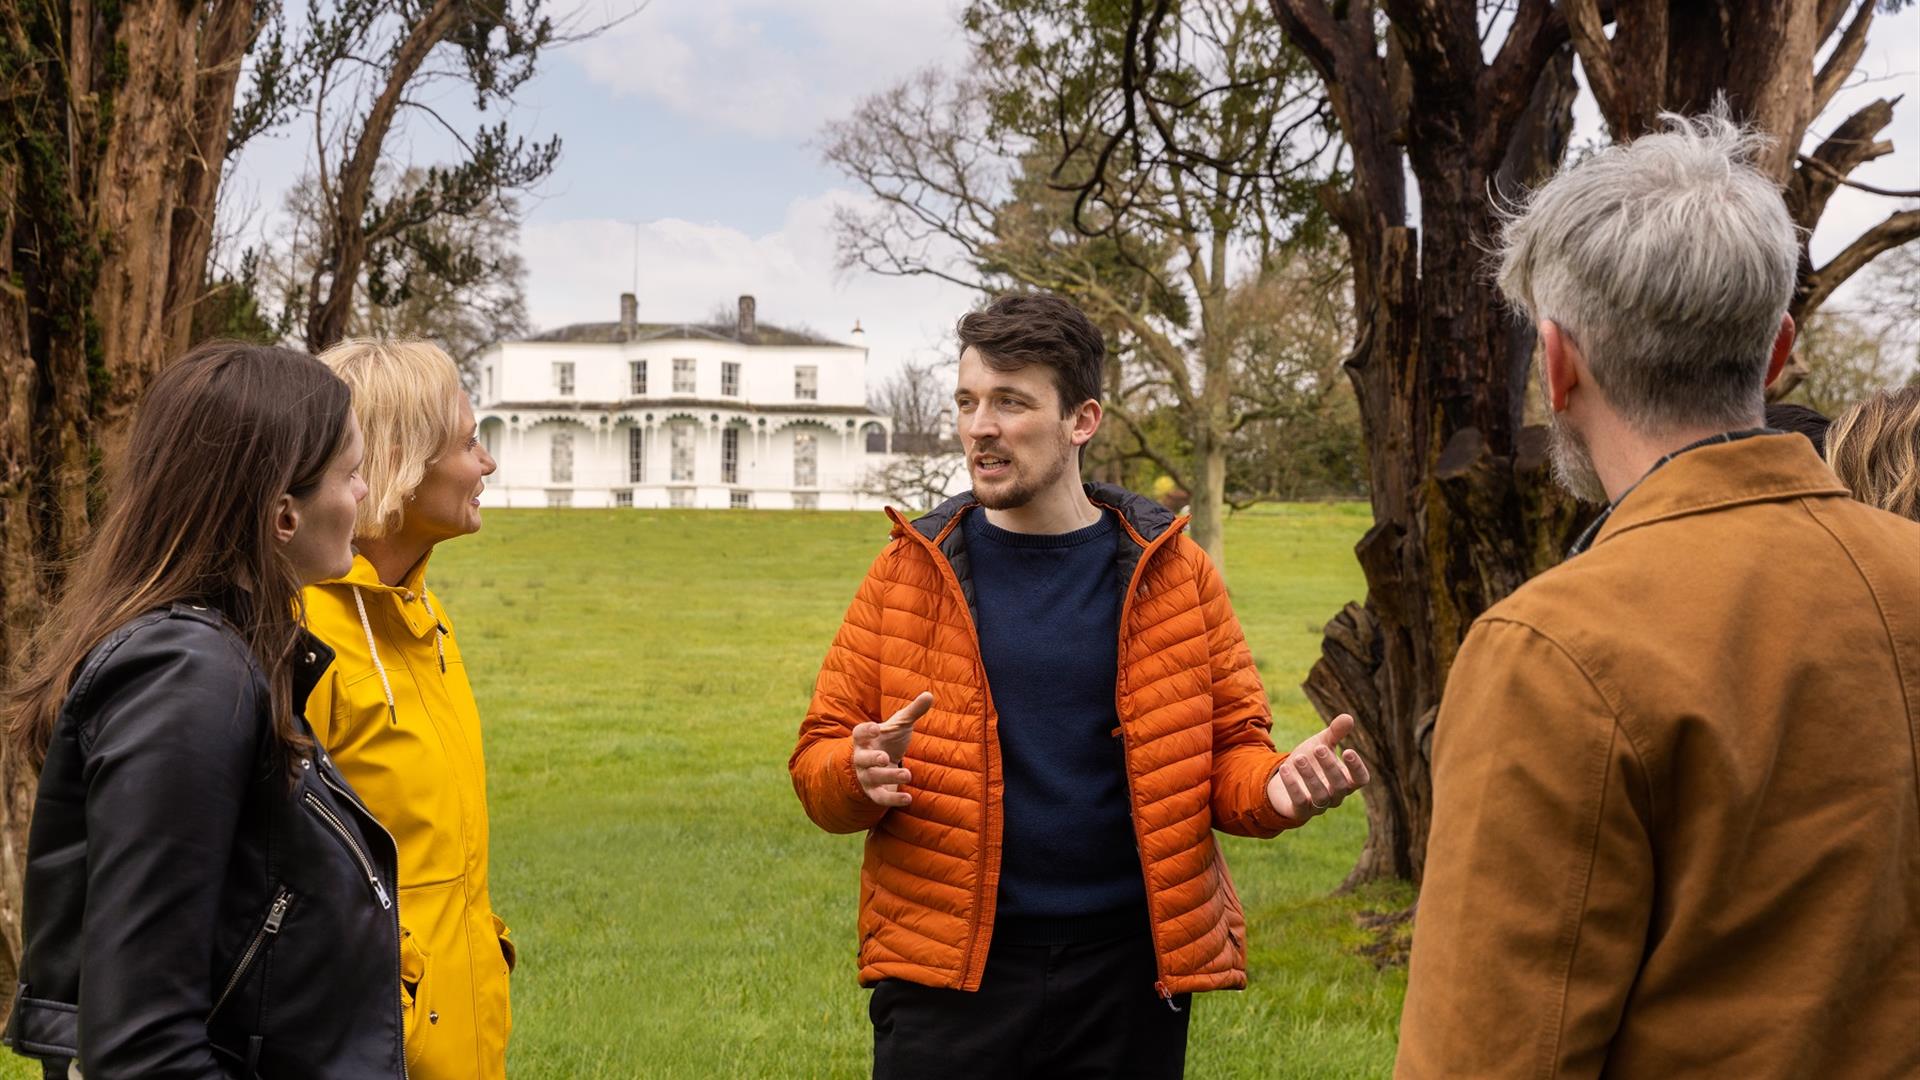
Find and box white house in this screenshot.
[474,294,894,510]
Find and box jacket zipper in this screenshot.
[1109,515,1188,1010]
[899,513,1004,993]
[208,887,292,1021]
[304,792,392,909]
[314,766,409,1080]
[900,503,1183,996]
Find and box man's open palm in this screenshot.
[852,692,934,808]
[1267,712,1371,821]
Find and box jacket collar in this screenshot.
[291,629,336,712]
[884,483,1184,628]
[891,481,1182,549]
[328,551,431,596]
[320,552,442,640]
[1585,432,1850,552]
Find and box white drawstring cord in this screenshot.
[351,586,399,725]
[351,585,449,722]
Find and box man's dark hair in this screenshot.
[955,294,1105,416]
[1765,402,1831,459]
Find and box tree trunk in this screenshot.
[1188,430,1228,575]
[0,0,251,991]
[1278,0,1914,891]
[1303,45,1586,890]
[164,0,256,359]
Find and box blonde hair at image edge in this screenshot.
[1829,384,1920,523]
[316,338,466,539]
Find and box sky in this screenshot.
[224,1,1920,383]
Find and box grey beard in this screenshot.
[1548,415,1610,504]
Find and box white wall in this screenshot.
[480,337,869,408]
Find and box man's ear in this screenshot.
[1540,319,1579,414]
[1765,312,1796,388]
[271,493,301,546]
[1071,398,1103,447]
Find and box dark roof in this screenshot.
[524,321,846,348]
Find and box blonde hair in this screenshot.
[317,337,466,539]
[1829,385,1920,522]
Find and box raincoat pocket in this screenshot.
[491,912,516,974]
[400,926,432,1066]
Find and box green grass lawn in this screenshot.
[442,501,1409,1079]
[1,501,1407,1079]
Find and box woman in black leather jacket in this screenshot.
[3,342,408,1079]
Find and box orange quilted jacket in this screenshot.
[790,484,1298,998]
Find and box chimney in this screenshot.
[737,294,757,340]
[619,292,637,340]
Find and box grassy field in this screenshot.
[447,501,1409,1078]
[3,501,1409,1078]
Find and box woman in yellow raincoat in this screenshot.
[302,338,510,1079]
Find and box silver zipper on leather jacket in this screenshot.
[303,792,392,909]
[208,887,292,1020]
[309,760,409,1079]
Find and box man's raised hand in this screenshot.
[852,692,934,808]
[1267,712,1372,821]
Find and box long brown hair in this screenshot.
[1829,385,1920,523]
[4,341,353,774]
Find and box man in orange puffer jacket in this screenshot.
[790,294,1370,1078]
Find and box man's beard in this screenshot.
[973,437,1075,511]
[1548,413,1609,504]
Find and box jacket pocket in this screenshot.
[209,888,294,1023]
[400,926,431,1068]
[491,912,516,973]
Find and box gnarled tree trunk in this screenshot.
[0,0,256,991]
[1275,0,1920,890]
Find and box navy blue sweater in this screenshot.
[963,508,1147,943]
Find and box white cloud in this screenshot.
[520,188,975,381]
[570,0,971,139]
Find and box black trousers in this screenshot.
[869,931,1192,1080]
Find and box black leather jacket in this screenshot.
[4,604,406,1079]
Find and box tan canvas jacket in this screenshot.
[1398,434,1920,1079]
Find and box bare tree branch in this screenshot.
[1799,208,1920,317]
[1813,0,1876,118]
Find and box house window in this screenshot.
[673,358,696,393]
[863,422,887,453]
[794,365,818,401]
[793,492,818,511]
[722,361,740,397]
[546,489,572,508]
[485,368,494,401]
[721,427,740,484]
[550,431,573,483]
[669,488,693,509]
[730,490,751,510]
[613,489,633,508]
[627,427,646,482]
[671,424,695,483]
[793,431,818,488]
[630,360,647,395]
[554,361,575,397]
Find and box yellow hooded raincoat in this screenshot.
[303,554,512,1080]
